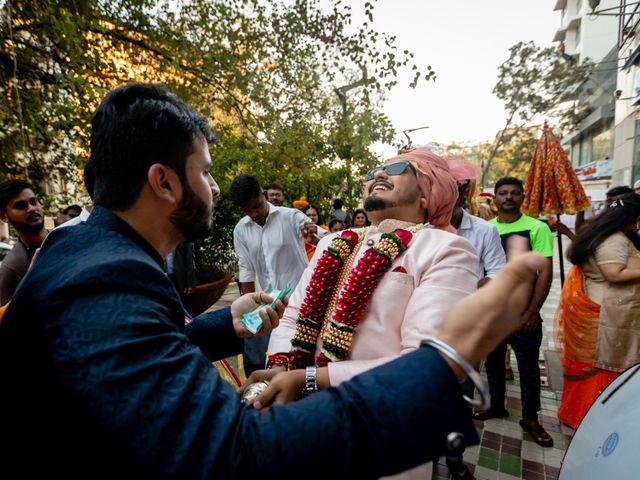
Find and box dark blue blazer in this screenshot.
[0,206,477,479]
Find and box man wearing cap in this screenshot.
[244,148,480,479]
[446,156,506,287]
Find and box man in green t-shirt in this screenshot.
[474,176,554,448]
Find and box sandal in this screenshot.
[520,418,554,447]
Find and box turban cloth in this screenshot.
[292,196,309,209]
[386,148,458,230]
[444,155,482,184]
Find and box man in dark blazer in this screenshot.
[0,83,545,479]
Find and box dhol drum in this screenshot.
[560,363,640,479]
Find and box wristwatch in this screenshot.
[302,366,318,396]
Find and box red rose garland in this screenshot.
[285,229,361,369]
[316,229,414,366]
[267,226,418,371]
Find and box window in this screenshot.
[571,141,580,167]
[591,123,613,161]
[580,135,591,165]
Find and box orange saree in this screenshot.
[554,265,620,429]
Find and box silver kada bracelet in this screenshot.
[421,338,491,410]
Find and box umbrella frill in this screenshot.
[521,125,590,217]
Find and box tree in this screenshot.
[1,0,432,210]
[482,41,592,185]
[1,0,434,274]
[482,126,540,186]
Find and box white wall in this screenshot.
[556,0,618,62]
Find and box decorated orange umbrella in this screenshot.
[521,122,591,284]
[522,123,590,216]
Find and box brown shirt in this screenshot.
[0,238,34,306]
[583,232,640,371]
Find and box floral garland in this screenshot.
[267,225,420,371]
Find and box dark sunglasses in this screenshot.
[365,161,416,182]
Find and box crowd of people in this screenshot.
[0,82,638,479]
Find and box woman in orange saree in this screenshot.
[555,193,640,429]
[554,265,619,428]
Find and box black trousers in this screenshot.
[485,317,543,419]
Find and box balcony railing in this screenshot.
[619,0,640,49]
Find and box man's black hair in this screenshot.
[333,199,344,210]
[264,183,284,192]
[329,218,345,230]
[606,185,633,197]
[0,180,33,211]
[229,174,262,207]
[62,205,82,215]
[494,176,523,194]
[89,82,216,211]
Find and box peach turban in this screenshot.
[386,148,458,230]
[444,155,482,184]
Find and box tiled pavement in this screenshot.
[430,369,573,480]
[210,234,574,480]
[431,234,573,480]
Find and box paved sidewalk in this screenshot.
[431,233,573,480]
[431,367,573,480]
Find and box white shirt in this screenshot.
[233,204,311,293]
[457,210,506,278]
[55,208,92,229]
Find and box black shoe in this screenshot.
[473,408,509,421]
[520,418,554,448]
[446,460,476,480]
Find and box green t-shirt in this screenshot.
[489,214,554,258]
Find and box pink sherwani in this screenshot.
[268,220,480,480]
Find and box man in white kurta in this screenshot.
[245,149,481,480]
[230,174,321,375]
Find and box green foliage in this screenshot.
[1,0,431,272]
[482,41,592,184]
[482,128,539,186]
[194,195,241,283]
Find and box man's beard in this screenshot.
[13,219,45,235]
[169,182,213,242]
[363,195,390,212]
[499,203,520,214]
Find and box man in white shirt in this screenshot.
[446,156,506,480]
[230,174,321,374]
[447,156,505,286]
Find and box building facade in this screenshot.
[553,0,619,190]
[614,1,640,186]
